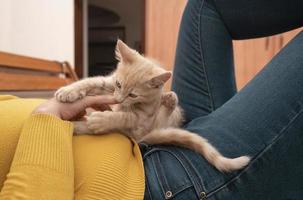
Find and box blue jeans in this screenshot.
[141,0,303,199]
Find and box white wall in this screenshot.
[0,0,74,66]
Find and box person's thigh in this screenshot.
[172,0,236,123]
[213,0,303,39]
[184,31,303,199]
[144,31,303,200]
[172,0,303,123]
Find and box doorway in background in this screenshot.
[74,0,145,78]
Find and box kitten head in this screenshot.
[113,40,171,106]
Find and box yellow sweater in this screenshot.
[0,95,145,200]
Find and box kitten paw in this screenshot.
[55,86,86,103]
[73,121,91,135]
[161,91,178,110]
[87,111,113,134]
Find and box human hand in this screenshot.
[32,95,117,121]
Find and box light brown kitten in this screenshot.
[55,40,250,172]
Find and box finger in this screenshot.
[69,95,116,114]
[81,95,117,109]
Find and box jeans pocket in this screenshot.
[144,147,197,199]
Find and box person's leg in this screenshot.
[144,31,303,199]
[172,0,303,123]
[213,0,303,39]
[144,0,303,199]
[184,30,303,199]
[172,0,236,123]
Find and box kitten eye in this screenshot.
[116,80,121,89]
[128,93,137,98]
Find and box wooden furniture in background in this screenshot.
[75,0,84,78]
[145,0,301,90]
[0,51,78,97]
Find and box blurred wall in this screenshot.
[0,0,74,66]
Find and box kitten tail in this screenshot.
[141,128,250,172]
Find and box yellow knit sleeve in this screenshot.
[0,95,145,199]
[0,114,74,200]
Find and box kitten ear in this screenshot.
[147,72,172,88]
[115,39,136,63]
[115,40,122,61]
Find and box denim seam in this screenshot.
[144,148,195,197]
[155,152,171,195]
[151,154,167,197]
[205,106,303,198]
[198,0,215,111]
[145,175,153,200]
[170,185,194,199]
[143,148,159,158]
[148,147,207,198]
[178,149,207,192]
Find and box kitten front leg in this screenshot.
[161,91,178,113]
[87,111,137,136]
[55,76,114,102]
[158,91,183,128]
[73,121,91,135]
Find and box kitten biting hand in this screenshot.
[55,40,250,172]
